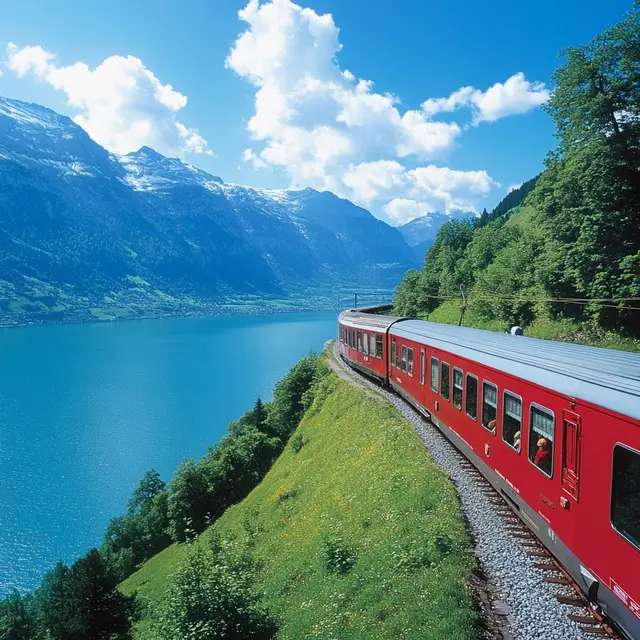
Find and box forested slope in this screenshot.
[394,6,640,349]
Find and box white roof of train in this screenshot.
[391,319,640,423]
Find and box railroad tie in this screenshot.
[556,595,586,607]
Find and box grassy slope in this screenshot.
[122,370,479,639]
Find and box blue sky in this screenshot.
[0,0,632,224]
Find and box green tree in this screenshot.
[168,458,216,542]
[34,561,75,640]
[265,353,319,441]
[66,549,136,640]
[0,591,36,640]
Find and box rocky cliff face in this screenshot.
[0,96,416,324]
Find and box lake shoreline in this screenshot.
[0,302,340,331]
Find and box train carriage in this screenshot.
[338,308,640,640]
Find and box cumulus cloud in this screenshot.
[6,43,211,157]
[227,0,543,219]
[423,73,550,125]
[345,160,497,223]
[507,182,523,193]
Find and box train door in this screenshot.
[561,409,581,501]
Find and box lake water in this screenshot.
[0,311,338,596]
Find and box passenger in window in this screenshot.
[487,419,497,434]
[534,438,551,474]
[513,431,521,452]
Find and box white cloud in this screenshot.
[227,0,543,219]
[423,72,550,124]
[6,43,211,157]
[507,182,522,193]
[344,160,497,220]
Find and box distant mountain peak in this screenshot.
[119,146,224,192]
[130,146,166,160]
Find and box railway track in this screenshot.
[454,454,620,638]
[330,342,625,640]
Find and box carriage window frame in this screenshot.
[502,391,522,453]
[440,362,451,401]
[452,368,463,410]
[482,381,498,435]
[465,373,478,421]
[407,348,414,377]
[401,345,407,372]
[611,443,640,552]
[430,357,439,393]
[376,335,383,359]
[528,403,555,479]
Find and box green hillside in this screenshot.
[121,366,479,639]
[394,6,640,350]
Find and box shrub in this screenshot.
[323,537,358,575]
[148,540,278,640]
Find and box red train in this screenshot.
[338,306,640,640]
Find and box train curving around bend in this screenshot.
[338,305,640,640]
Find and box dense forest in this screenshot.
[0,354,326,639]
[395,6,640,343]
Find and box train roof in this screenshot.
[391,319,640,423]
[339,309,406,331]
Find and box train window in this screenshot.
[453,368,463,410]
[357,332,362,352]
[430,357,439,392]
[420,350,425,385]
[370,334,376,357]
[528,405,554,477]
[440,362,450,400]
[465,375,478,420]
[391,338,396,367]
[482,382,498,434]
[363,332,369,355]
[502,392,522,452]
[401,345,407,372]
[407,348,414,376]
[376,335,383,359]
[611,445,640,551]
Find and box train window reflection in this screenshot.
[441,362,450,400]
[391,338,396,367]
[376,335,383,359]
[465,374,478,420]
[502,391,522,452]
[420,350,425,385]
[370,333,376,357]
[529,405,554,477]
[453,368,463,410]
[611,445,640,551]
[482,382,498,433]
[407,348,414,376]
[363,332,369,355]
[430,357,439,392]
[401,345,407,372]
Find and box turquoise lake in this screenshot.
[0,311,338,596]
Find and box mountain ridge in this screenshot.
[0,95,417,326]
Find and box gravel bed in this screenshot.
[332,344,592,640]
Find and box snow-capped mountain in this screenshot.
[399,210,476,261]
[0,95,415,324]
